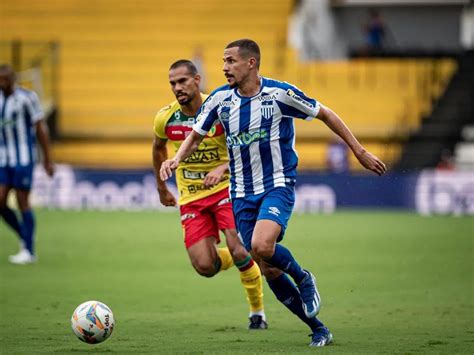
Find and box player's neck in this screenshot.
[181,97,202,117]
[237,75,261,97]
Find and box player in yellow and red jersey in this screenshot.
[152,60,267,329]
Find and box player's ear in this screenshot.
[248,57,257,69]
[194,74,201,85]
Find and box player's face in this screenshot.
[0,69,15,95]
[223,47,251,88]
[169,66,200,105]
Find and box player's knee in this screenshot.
[251,240,274,260]
[192,260,218,278]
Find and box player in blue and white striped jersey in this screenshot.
[0,64,54,264]
[160,39,386,346]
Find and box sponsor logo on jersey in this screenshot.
[182,169,207,180]
[286,89,314,109]
[219,100,235,108]
[184,148,220,163]
[226,129,269,147]
[258,94,277,101]
[188,184,212,194]
[181,213,196,221]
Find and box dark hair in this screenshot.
[225,39,261,69]
[169,60,198,76]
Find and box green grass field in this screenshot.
[0,210,473,354]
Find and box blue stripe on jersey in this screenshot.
[24,105,35,165]
[194,77,318,197]
[238,97,254,195]
[279,117,298,180]
[12,110,20,166]
[276,100,312,120]
[200,105,218,133]
[258,106,275,191]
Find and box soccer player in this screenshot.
[160,39,387,346]
[152,59,267,329]
[0,64,54,264]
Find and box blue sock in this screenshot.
[21,210,35,254]
[267,273,324,332]
[267,244,307,284]
[0,207,22,238]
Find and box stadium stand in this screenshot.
[0,0,460,170]
[395,51,473,171]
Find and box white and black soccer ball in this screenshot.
[71,300,115,344]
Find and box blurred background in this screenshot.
[0,0,473,214]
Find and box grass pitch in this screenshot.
[0,210,473,354]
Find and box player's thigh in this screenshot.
[210,188,235,231]
[232,198,258,252]
[251,219,281,257]
[257,186,295,243]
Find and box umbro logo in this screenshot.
[268,207,280,216]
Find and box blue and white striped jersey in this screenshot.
[193,77,320,198]
[0,87,44,168]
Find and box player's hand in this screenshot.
[203,166,225,188]
[160,159,179,181]
[43,159,55,177]
[356,149,387,176]
[157,187,177,207]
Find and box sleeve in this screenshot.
[278,83,320,121]
[193,93,220,136]
[25,91,44,123]
[153,104,173,139]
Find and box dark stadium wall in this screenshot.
[334,5,464,52]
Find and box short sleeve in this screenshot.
[153,102,177,139]
[25,91,44,123]
[193,93,220,136]
[278,83,320,121]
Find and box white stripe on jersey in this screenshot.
[0,88,43,167]
[249,99,264,194]
[16,110,29,165]
[270,103,285,187]
[4,106,17,166]
[229,96,245,198]
[193,77,320,198]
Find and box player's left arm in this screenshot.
[316,105,387,176]
[203,162,229,188]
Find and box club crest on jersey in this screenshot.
[261,101,274,120]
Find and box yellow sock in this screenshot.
[217,247,233,271]
[237,258,264,313]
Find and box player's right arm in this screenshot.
[159,130,204,181]
[152,136,177,207]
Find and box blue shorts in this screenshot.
[0,166,34,190]
[232,186,295,251]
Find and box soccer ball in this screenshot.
[71,300,115,344]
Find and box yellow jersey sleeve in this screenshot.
[153,101,180,139]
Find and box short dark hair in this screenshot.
[0,64,15,77]
[169,60,198,76]
[225,39,261,69]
